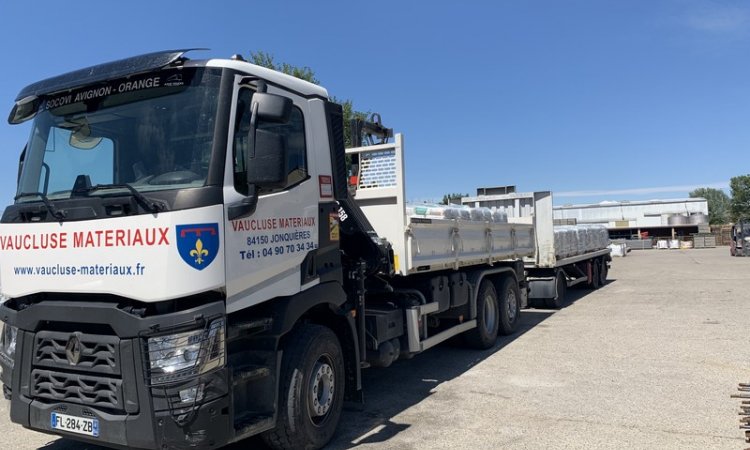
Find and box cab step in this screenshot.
[228,318,273,340]
[234,412,274,437]
[232,365,271,386]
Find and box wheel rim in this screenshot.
[308,355,335,424]
[483,292,498,332]
[506,289,517,321]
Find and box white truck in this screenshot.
[0,50,537,450]
[463,191,612,309]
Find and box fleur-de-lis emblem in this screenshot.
[189,238,209,265]
[176,223,219,270]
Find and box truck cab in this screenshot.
[0,49,364,450]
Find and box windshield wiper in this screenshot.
[14,191,66,221]
[88,183,164,213]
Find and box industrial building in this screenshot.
[552,198,709,239]
[462,186,709,240]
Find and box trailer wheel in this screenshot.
[498,277,521,335]
[464,280,499,349]
[262,324,344,450]
[590,261,601,289]
[598,258,608,286]
[544,271,567,309]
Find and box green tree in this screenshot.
[730,175,750,221]
[249,51,319,84]
[689,187,730,224]
[338,99,369,148]
[440,193,468,205]
[249,51,368,148]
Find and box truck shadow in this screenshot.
[322,279,618,448]
[562,278,617,309]
[327,311,553,448]
[325,308,554,449]
[38,303,573,450]
[38,438,105,449]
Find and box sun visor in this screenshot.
[13,49,206,102]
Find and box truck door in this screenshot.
[223,82,320,312]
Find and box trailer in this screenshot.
[0,50,536,450]
[463,191,612,309]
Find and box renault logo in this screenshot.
[65,334,82,366]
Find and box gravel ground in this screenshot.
[2,246,748,449]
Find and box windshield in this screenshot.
[16,67,222,202]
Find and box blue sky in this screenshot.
[0,0,748,205]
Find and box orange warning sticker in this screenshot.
[329,213,340,241]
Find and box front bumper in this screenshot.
[0,297,233,450]
[20,388,231,449]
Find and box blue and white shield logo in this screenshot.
[176,223,220,271]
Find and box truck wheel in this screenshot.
[590,261,601,289]
[598,258,608,286]
[544,271,566,309]
[262,324,344,450]
[498,277,521,335]
[464,280,499,349]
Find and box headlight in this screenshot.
[147,319,225,385]
[0,322,18,368]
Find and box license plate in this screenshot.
[50,412,99,437]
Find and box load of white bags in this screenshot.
[406,203,508,223]
[553,225,609,258]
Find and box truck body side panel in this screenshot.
[346,137,535,275]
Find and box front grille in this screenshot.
[32,369,123,410]
[31,331,127,412]
[34,331,120,375]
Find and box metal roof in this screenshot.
[555,197,707,210]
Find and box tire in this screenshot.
[262,324,345,450]
[497,277,521,336]
[464,280,500,349]
[598,258,608,286]
[590,260,601,289]
[544,271,567,309]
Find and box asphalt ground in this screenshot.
[1,246,748,449]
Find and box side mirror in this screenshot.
[252,93,292,123]
[227,93,291,221]
[245,93,291,187]
[228,130,287,221]
[8,96,39,124]
[247,129,286,187]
